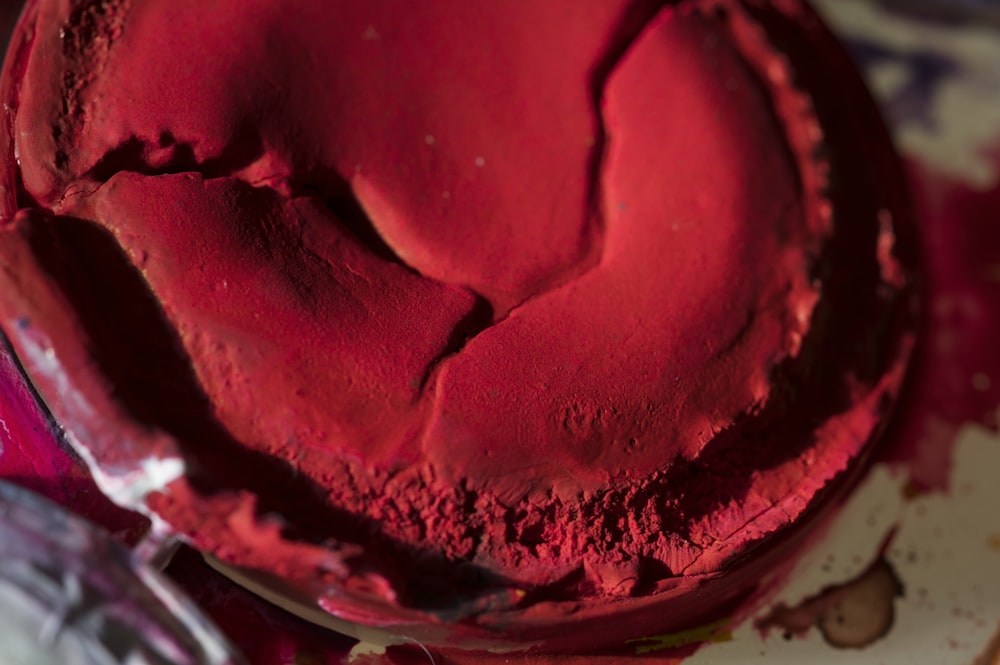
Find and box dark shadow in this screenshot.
[289,167,405,266]
[84,126,265,184]
[18,214,510,611]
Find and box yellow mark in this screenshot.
[625,618,733,655]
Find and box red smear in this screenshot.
[0,332,148,544]
[878,152,1000,490]
[166,546,357,665]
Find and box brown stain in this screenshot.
[758,557,904,649]
[902,478,926,500]
[973,626,1000,665]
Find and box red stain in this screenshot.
[879,153,1000,491]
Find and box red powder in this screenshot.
[0,0,917,653]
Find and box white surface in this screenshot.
[814,0,1000,190]
[688,420,1000,664]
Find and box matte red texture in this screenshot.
[0,0,917,653]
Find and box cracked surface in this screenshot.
[0,0,918,650]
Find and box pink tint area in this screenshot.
[165,547,358,665]
[0,333,148,543]
[878,154,1000,489]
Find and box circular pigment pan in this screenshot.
[0,0,918,654]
